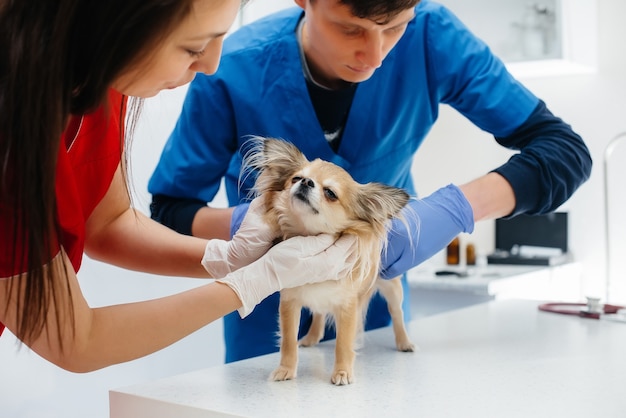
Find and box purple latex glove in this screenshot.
[230,202,249,237]
[380,184,475,279]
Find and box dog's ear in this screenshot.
[242,137,309,193]
[263,138,309,174]
[354,183,409,226]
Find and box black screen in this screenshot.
[495,212,568,252]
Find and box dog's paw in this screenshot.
[397,340,418,352]
[330,369,354,385]
[270,365,297,381]
[298,334,322,347]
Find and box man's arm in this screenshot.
[191,206,235,240]
[148,71,241,241]
[459,172,515,222]
[150,194,234,240]
[381,101,592,279]
[492,100,592,217]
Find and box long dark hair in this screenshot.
[0,0,196,347]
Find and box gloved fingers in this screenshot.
[246,195,267,216]
[385,205,420,252]
[224,197,281,272]
[273,234,358,281]
[325,234,358,279]
[217,233,358,319]
[331,233,358,253]
[201,239,232,278]
[379,184,474,279]
[232,197,280,242]
[268,233,337,258]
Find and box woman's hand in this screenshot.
[202,197,280,278]
[217,233,357,317]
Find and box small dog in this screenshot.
[242,137,415,385]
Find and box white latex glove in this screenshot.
[217,234,357,318]
[202,197,279,278]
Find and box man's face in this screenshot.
[296,0,415,89]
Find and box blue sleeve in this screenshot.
[150,194,206,236]
[422,2,538,136]
[147,73,240,233]
[421,3,591,214]
[493,100,592,216]
[148,74,239,202]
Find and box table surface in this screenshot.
[110,299,626,418]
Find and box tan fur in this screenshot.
[243,137,415,385]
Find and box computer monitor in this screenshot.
[495,212,568,253]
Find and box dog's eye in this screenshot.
[292,176,302,184]
[324,188,338,202]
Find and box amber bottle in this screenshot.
[466,243,476,266]
[446,236,460,265]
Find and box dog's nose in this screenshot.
[300,178,315,188]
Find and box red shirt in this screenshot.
[0,89,127,336]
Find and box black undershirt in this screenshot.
[305,80,357,152]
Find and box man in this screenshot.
[148,0,591,362]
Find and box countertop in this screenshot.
[406,262,582,299]
[109,299,625,418]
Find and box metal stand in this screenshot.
[604,132,626,302]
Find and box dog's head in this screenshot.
[242,137,409,243]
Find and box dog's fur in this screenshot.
[243,137,415,385]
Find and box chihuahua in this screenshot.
[242,137,415,385]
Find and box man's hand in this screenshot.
[380,184,474,279]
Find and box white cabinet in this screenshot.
[438,0,597,78]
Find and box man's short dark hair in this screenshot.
[321,0,421,24]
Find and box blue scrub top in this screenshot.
[149,2,541,204]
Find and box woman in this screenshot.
[0,0,355,372]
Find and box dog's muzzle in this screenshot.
[294,178,314,202]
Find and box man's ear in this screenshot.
[294,0,306,10]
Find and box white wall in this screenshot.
[439,0,562,62]
[2,1,625,417]
[415,0,626,304]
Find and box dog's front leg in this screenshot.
[331,299,359,385]
[270,295,301,381]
